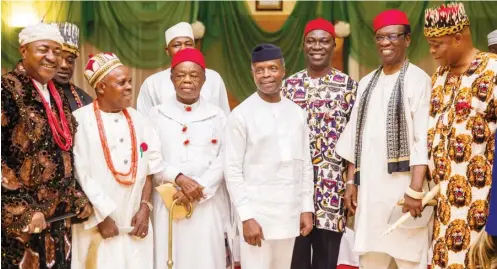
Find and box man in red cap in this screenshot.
[336,9,432,269]
[281,18,358,269]
[137,22,230,116]
[149,48,230,269]
[424,2,497,268]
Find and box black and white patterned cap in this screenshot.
[53,22,80,55]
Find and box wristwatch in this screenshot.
[141,200,153,211]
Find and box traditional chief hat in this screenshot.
[251,44,283,63]
[165,22,194,46]
[424,2,470,38]
[373,9,410,32]
[18,23,64,46]
[488,29,497,47]
[52,22,80,56]
[84,52,123,88]
[171,48,206,70]
[304,18,336,37]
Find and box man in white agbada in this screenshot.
[149,48,229,269]
[488,29,497,53]
[137,22,230,115]
[71,52,177,269]
[224,43,314,269]
[335,10,432,269]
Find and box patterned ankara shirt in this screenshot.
[428,52,497,269]
[281,68,357,232]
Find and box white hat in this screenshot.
[165,22,194,46]
[18,23,64,46]
[84,52,123,88]
[488,29,497,46]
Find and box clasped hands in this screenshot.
[173,174,205,206]
[98,202,150,240]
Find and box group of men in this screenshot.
[2,2,496,269]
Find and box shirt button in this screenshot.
[119,138,124,143]
[114,118,118,123]
[124,160,128,164]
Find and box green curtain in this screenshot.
[344,1,497,69]
[2,1,496,101]
[86,1,198,69]
[1,1,82,68]
[198,1,321,100]
[344,1,432,68]
[465,1,497,52]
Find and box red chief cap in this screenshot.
[304,18,336,37]
[373,9,410,32]
[171,48,206,70]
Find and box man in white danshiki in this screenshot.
[224,43,314,269]
[149,48,229,269]
[71,52,178,269]
[137,22,230,116]
[336,10,432,269]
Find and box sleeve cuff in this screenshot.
[302,198,315,213]
[237,205,253,222]
[84,199,116,230]
[410,151,428,166]
[165,166,182,183]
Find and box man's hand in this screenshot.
[173,191,192,210]
[23,212,47,234]
[402,194,423,218]
[300,212,313,236]
[77,203,94,219]
[175,174,204,202]
[344,184,358,215]
[129,204,150,238]
[242,219,264,247]
[97,217,119,239]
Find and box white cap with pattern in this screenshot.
[18,23,64,46]
[84,52,123,88]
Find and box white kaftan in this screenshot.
[335,64,432,267]
[149,97,230,269]
[224,92,314,269]
[71,104,175,269]
[137,68,231,116]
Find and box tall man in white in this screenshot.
[149,48,229,269]
[71,52,176,269]
[137,22,230,115]
[336,10,432,269]
[224,43,314,269]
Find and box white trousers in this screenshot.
[359,252,423,269]
[240,237,295,269]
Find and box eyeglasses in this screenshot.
[375,33,405,42]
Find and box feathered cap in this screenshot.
[424,2,470,38]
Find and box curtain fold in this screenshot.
[2,1,496,101]
[199,1,321,100]
[86,1,197,69]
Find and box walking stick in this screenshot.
[167,199,193,269]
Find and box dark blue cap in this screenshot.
[251,43,282,63]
